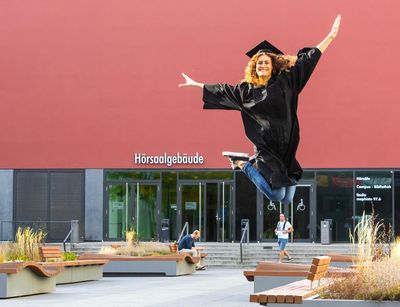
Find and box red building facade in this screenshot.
[0,1,399,242]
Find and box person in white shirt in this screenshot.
[275,213,293,262]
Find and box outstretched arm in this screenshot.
[178,73,204,88]
[317,15,341,54]
[179,72,245,111]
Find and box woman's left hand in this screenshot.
[284,55,298,67]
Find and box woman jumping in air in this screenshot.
[179,15,341,205]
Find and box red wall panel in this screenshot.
[0,0,399,169]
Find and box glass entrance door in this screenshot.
[105,182,161,241]
[287,185,314,241]
[217,182,233,242]
[259,182,316,242]
[134,183,160,241]
[178,181,234,242]
[179,183,205,240]
[106,183,131,240]
[261,199,282,240]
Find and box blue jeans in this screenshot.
[278,238,289,250]
[242,161,297,205]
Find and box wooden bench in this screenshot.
[249,256,332,304]
[169,243,179,253]
[244,262,315,293]
[0,261,62,298]
[40,246,63,262]
[244,262,313,281]
[244,260,351,293]
[38,246,108,284]
[169,243,207,267]
[79,252,201,276]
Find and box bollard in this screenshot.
[71,220,80,243]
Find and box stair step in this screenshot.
[69,242,355,267]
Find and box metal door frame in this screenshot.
[217,181,234,243]
[288,180,316,242]
[177,180,235,242]
[257,179,316,243]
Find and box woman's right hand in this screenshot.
[178,73,204,88]
[329,14,341,39]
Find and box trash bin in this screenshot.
[241,219,250,243]
[321,219,332,245]
[160,219,170,242]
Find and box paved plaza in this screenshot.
[0,268,255,307]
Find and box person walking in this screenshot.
[275,213,293,262]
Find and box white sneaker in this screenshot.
[222,152,249,170]
[222,151,250,161]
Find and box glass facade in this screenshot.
[262,199,281,240]
[161,172,177,241]
[104,170,236,242]
[101,169,399,242]
[234,173,257,241]
[354,171,393,227]
[316,171,354,242]
[8,169,399,242]
[395,172,400,237]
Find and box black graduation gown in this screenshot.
[202,47,322,188]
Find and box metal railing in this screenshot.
[240,221,250,263]
[63,228,73,252]
[177,222,189,243]
[62,220,80,252]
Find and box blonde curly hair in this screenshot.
[244,52,291,87]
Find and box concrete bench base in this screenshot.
[56,265,104,284]
[79,253,199,276]
[254,275,306,293]
[0,269,56,299]
[103,259,195,276]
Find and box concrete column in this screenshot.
[85,169,104,241]
[0,170,13,240]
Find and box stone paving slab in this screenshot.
[0,268,254,307]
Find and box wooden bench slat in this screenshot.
[276,294,286,303]
[285,294,294,303]
[39,259,109,268]
[327,253,360,262]
[0,261,62,277]
[42,253,62,257]
[249,294,259,303]
[39,246,63,262]
[309,263,330,274]
[311,256,331,266]
[256,261,311,271]
[40,247,61,250]
[79,252,201,264]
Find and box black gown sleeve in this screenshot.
[287,47,322,93]
[202,83,246,111]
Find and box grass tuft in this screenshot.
[321,211,400,301]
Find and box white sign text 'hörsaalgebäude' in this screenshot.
[134,153,204,167]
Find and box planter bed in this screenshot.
[79,253,201,276]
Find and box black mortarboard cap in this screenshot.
[245,40,284,58]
